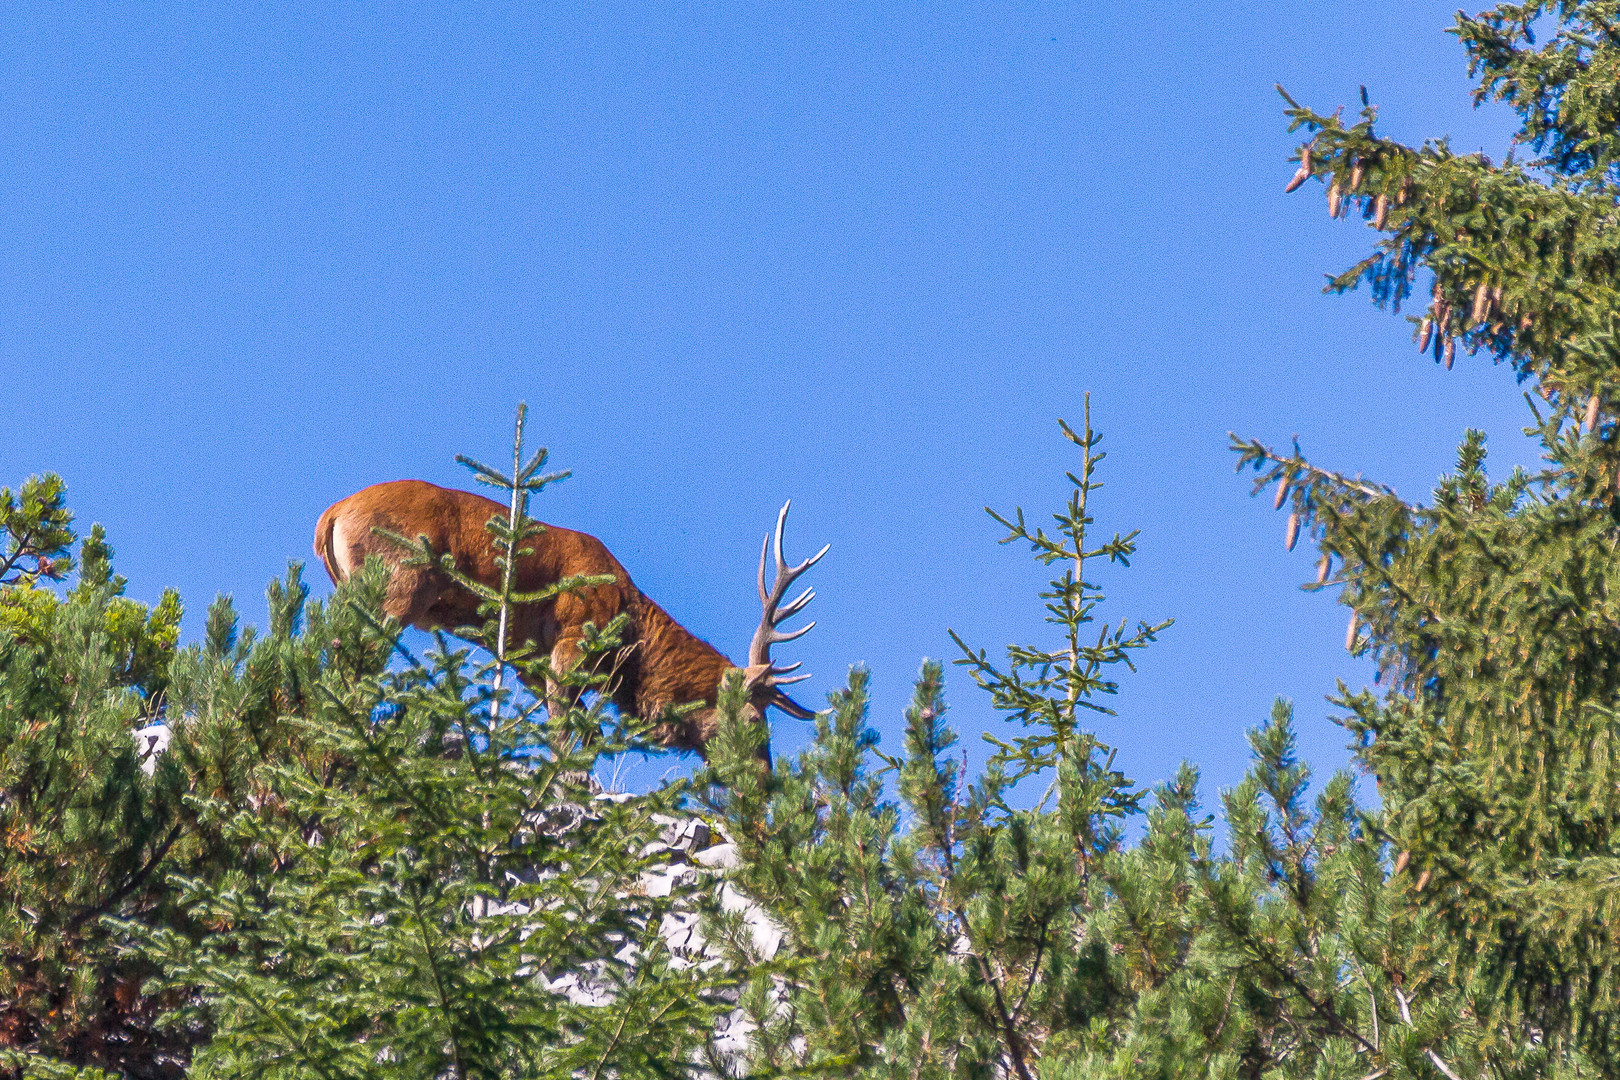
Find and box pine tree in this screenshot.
[0,475,430,1078]
[0,476,191,1076]
[17,7,1620,1068]
[0,411,734,1079]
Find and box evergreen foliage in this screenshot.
[1238,0,1620,1067]
[0,476,195,1075]
[703,413,1554,1079]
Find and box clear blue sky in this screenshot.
[1,3,1534,800]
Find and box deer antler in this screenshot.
[746,500,828,719]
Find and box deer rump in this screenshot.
[314,479,768,755]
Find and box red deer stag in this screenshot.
[313,479,824,755]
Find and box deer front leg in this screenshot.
[544,630,589,719]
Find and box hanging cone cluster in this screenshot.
[1413,277,1516,371]
[1282,138,1407,232]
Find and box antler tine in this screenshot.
[772,500,829,580]
[773,501,791,577]
[748,501,827,673]
[776,585,815,621]
[757,534,771,606]
[767,619,815,645]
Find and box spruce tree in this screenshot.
[0,411,733,1079]
[0,476,429,1078]
[14,7,1620,1070]
[1228,0,1620,1069]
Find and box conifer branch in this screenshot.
[407,875,468,1080]
[71,822,183,934]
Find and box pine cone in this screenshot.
[1284,142,1314,193]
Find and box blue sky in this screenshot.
[1,3,1535,800]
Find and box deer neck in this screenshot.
[625,592,733,738]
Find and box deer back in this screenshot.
[314,479,635,653]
